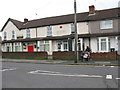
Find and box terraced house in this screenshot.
[1,6,120,60]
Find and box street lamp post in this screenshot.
[74,0,79,63]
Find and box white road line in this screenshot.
[116,78,120,80]
[95,66,115,68]
[0,68,16,72]
[95,62,110,64]
[28,70,103,78]
[106,75,112,79]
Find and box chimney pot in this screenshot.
[24,18,28,24]
[89,5,95,15]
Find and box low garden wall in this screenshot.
[90,52,118,60]
[53,51,82,60]
[2,52,48,59]
[53,51,118,60]
[2,51,118,60]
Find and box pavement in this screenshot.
[1,58,119,66]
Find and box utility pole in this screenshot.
[74,0,79,63]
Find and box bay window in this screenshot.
[14,43,21,52]
[40,41,49,52]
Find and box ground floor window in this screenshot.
[5,43,11,52]
[63,41,68,51]
[14,43,21,52]
[56,41,62,51]
[98,37,110,52]
[39,41,49,52]
[56,40,68,51]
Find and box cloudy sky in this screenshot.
[0,0,120,36]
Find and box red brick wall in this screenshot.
[2,51,118,60]
[90,52,117,60]
[53,51,82,60]
[53,51,117,60]
[2,52,48,59]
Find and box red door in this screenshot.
[28,45,34,52]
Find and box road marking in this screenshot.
[28,70,103,78]
[95,66,115,68]
[0,68,16,72]
[116,78,120,80]
[95,62,110,64]
[106,75,112,79]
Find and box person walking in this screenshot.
[85,46,91,52]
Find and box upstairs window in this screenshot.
[47,26,52,36]
[71,23,75,33]
[100,20,113,29]
[12,30,15,39]
[26,29,30,38]
[4,32,7,40]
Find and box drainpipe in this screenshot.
[89,37,91,48]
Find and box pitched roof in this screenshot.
[21,7,120,29]
[1,7,120,31]
[1,18,23,31]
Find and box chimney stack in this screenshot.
[89,5,95,15]
[24,18,28,24]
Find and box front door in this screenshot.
[28,45,34,52]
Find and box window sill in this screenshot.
[26,37,31,39]
[100,28,113,30]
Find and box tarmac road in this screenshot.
[2,62,119,88]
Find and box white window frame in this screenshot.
[4,32,7,40]
[56,41,62,51]
[39,41,50,52]
[63,41,68,51]
[100,20,113,29]
[47,26,52,36]
[14,43,21,52]
[98,37,110,52]
[6,43,11,52]
[26,29,30,38]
